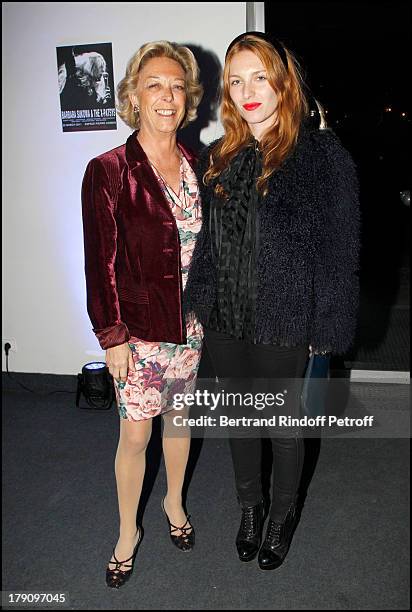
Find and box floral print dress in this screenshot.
[114,154,203,421]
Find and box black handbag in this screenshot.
[301,354,330,417]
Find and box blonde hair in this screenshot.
[117,40,203,130]
[75,52,106,80]
[204,34,309,197]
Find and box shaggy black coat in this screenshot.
[183,124,361,355]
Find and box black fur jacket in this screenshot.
[183,123,361,355]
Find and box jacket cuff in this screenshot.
[93,322,130,350]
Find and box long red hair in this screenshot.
[204,35,309,197]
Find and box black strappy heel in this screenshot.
[161,497,195,552]
[106,526,142,588]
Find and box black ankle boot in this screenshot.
[236,499,265,562]
[258,504,299,570]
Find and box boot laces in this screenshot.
[267,520,282,545]
[240,506,258,537]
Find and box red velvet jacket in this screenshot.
[81,131,198,350]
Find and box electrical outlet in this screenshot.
[3,338,17,353]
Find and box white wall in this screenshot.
[2,2,247,374]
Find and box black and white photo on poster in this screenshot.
[57,42,117,132]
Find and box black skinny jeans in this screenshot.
[204,328,309,523]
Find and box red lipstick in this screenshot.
[243,103,262,111]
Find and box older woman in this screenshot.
[82,40,203,588]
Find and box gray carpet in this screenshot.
[2,374,410,610]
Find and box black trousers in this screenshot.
[204,328,309,522]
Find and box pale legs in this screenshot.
[108,417,152,572]
[162,407,193,534]
[108,407,192,573]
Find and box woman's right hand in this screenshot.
[106,342,136,382]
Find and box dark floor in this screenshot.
[2,374,410,610]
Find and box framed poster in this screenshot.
[57,42,117,132]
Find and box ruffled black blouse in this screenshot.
[207,140,262,341]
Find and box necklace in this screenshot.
[149,155,187,210]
